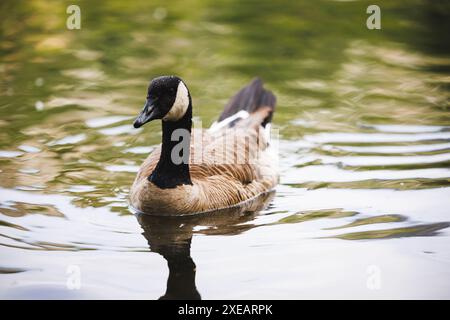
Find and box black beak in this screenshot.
[133,98,157,128]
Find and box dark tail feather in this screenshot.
[218,78,276,127]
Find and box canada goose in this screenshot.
[130,76,278,215]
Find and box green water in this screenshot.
[0,0,449,299]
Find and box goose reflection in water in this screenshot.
[135,191,275,300]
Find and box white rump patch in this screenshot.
[163,81,190,121]
[208,110,250,133]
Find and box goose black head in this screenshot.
[133,75,191,128]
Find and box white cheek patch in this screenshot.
[163,81,190,121]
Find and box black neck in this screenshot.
[148,103,192,189]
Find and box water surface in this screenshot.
[0,0,449,299]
